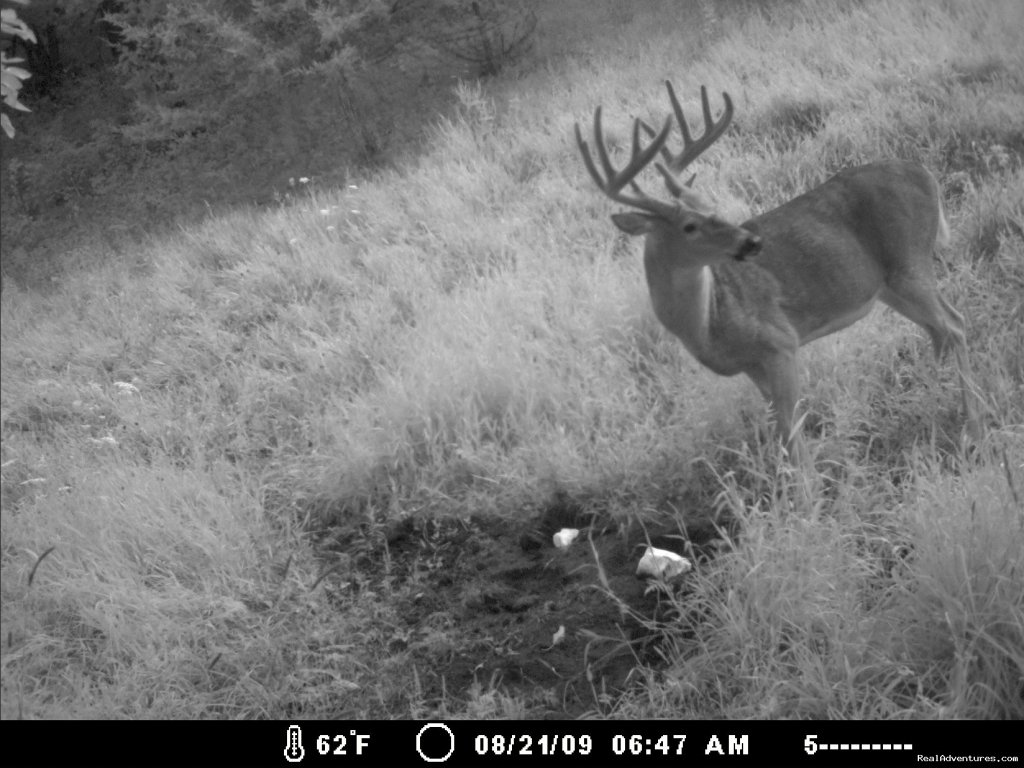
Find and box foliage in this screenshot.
[0,0,539,285]
[402,0,537,77]
[1,0,120,103]
[104,0,537,150]
[1,2,36,137]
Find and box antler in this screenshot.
[665,83,734,173]
[641,83,734,197]
[574,107,679,219]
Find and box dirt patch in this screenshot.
[322,493,728,718]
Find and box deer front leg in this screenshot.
[747,350,802,457]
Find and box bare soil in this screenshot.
[321,494,729,718]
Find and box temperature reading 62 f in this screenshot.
[317,732,372,756]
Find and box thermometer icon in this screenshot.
[284,724,305,763]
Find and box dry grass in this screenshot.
[2,0,1022,719]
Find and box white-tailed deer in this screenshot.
[575,82,981,454]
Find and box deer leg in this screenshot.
[879,284,983,441]
[747,350,802,455]
[937,295,985,442]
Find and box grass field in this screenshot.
[2,0,1022,719]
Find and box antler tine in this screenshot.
[654,163,685,198]
[626,118,661,199]
[574,112,609,192]
[636,118,691,198]
[665,81,694,148]
[637,118,674,164]
[592,108,621,186]
[662,81,734,175]
[575,106,676,217]
[635,118,683,199]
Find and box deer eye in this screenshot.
[682,222,698,234]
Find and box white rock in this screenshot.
[636,546,692,580]
[552,528,580,551]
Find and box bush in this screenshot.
[1,3,37,137]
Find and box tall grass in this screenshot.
[610,452,1023,719]
[2,0,1022,718]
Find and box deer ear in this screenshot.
[611,212,656,236]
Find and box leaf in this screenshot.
[2,66,32,81]
[1,8,37,44]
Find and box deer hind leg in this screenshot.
[878,282,983,441]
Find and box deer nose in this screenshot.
[736,234,762,261]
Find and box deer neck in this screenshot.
[644,256,716,358]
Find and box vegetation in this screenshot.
[0,0,536,284]
[0,2,35,137]
[2,0,1022,720]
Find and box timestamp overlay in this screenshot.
[4,720,1018,767]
